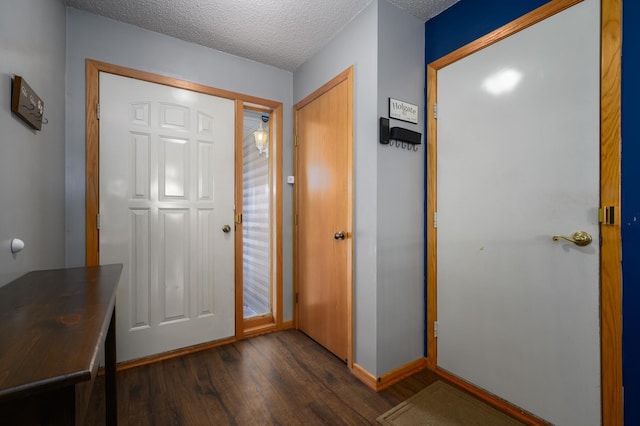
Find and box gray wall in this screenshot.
[294,0,380,374]
[0,0,423,376]
[376,0,425,375]
[294,0,425,377]
[0,0,67,286]
[64,8,295,320]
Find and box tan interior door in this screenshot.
[295,71,352,362]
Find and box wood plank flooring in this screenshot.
[84,330,440,425]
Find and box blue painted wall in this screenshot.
[425,0,637,423]
[621,1,640,424]
[425,0,549,63]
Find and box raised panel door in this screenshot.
[100,73,235,362]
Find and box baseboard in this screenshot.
[352,357,428,392]
[351,363,378,391]
[114,336,237,372]
[435,368,551,426]
[104,325,297,375]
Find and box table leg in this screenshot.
[105,306,117,425]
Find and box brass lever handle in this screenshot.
[552,231,592,247]
[334,231,345,240]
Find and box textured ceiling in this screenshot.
[64,0,458,71]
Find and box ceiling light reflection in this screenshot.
[482,69,522,96]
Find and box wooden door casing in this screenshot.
[85,60,285,361]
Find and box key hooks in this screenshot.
[389,139,420,151]
[379,118,422,152]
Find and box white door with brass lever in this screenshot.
[552,231,592,246]
[434,1,600,424]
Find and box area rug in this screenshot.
[377,381,524,425]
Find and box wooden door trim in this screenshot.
[234,99,245,339]
[293,66,354,367]
[85,59,284,343]
[426,0,622,424]
[599,1,622,424]
[235,101,284,339]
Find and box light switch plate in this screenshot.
[287,176,295,184]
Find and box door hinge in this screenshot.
[295,135,299,147]
[599,206,615,225]
[434,321,438,338]
[96,103,100,120]
[234,213,243,224]
[433,212,438,229]
[295,293,299,304]
[433,103,438,119]
[294,214,299,226]
[96,213,100,230]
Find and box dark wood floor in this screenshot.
[84,330,440,425]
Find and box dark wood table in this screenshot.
[0,264,122,425]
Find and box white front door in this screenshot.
[435,1,600,425]
[99,73,235,362]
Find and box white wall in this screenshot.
[64,8,296,320]
[0,0,67,286]
[376,0,425,374]
[294,0,380,374]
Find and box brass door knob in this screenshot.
[552,231,592,246]
[222,225,231,233]
[334,231,345,240]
